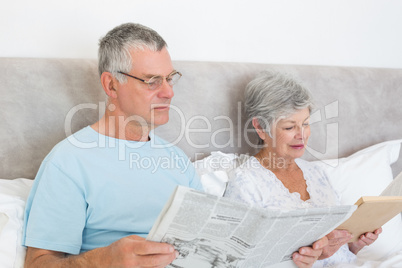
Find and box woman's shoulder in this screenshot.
[234,156,266,176]
[296,158,340,205]
[296,158,326,173]
[224,156,270,203]
[295,158,331,183]
[295,158,316,167]
[229,156,278,188]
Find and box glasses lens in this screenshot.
[167,72,182,86]
[148,76,163,90]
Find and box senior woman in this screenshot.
[224,71,381,268]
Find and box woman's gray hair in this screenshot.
[245,70,314,139]
[98,23,167,83]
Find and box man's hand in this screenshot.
[319,230,352,260]
[25,235,178,268]
[292,236,328,268]
[106,235,178,267]
[348,228,382,255]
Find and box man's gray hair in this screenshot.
[244,70,314,138]
[98,23,167,83]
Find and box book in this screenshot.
[337,196,402,242]
[337,171,402,242]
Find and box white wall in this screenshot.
[1,0,402,68]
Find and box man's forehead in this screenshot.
[129,47,173,76]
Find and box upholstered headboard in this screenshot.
[1,58,401,179]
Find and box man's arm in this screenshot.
[25,235,178,268]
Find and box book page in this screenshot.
[147,186,355,268]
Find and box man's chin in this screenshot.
[150,116,170,129]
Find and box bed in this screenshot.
[0,58,401,267]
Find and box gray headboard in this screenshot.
[1,58,401,179]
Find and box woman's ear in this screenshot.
[252,117,267,141]
[100,72,118,99]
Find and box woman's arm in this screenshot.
[319,230,353,259]
[348,228,382,255]
[318,227,382,261]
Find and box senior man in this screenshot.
[23,23,203,267]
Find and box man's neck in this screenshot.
[91,115,151,142]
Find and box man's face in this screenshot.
[113,47,175,129]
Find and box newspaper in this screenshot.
[147,186,356,268]
[381,171,402,196]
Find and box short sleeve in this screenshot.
[188,163,204,192]
[23,161,87,254]
[171,144,203,192]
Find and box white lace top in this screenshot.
[224,156,356,267]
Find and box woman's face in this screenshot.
[260,108,311,161]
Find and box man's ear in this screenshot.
[100,72,118,99]
[252,117,267,141]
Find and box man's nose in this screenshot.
[158,79,174,99]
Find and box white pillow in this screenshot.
[0,178,34,268]
[194,151,250,196]
[313,139,402,261]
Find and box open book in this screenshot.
[147,172,402,268]
[336,171,402,242]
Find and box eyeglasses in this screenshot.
[117,70,182,90]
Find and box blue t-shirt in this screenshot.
[23,126,203,254]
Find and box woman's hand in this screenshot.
[319,230,353,259]
[292,236,328,268]
[348,228,382,255]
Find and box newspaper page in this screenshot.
[147,186,356,268]
[381,171,402,196]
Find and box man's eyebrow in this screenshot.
[142,73,157,79]
[142,70,176,79]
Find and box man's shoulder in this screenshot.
[46,126,96,158]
